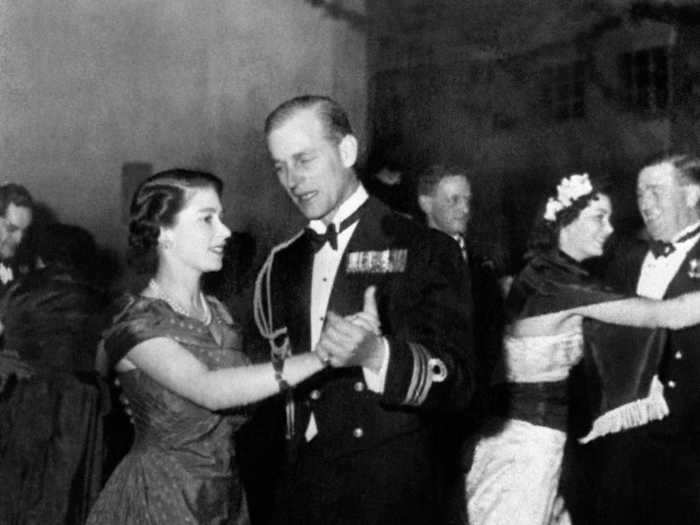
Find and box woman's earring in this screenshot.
[161,239,173,250]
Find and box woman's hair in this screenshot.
[527,173,609,256]
[127,169,223,275]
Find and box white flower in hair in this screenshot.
[544,198,564,222]
[543,173,594,222]
[0,263,13,285]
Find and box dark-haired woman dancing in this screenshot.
[87,170,359,524]
[465,173,700,525]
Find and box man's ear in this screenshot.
[338,134,358,168]
[685,184,700,208]
[418,194,432,216]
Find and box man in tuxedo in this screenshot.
[417,164,504,388]
[594,153,700,524]
[0,184,33,288]
[416,164,504,522]
[243,95,475,525]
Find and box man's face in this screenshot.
[637,162,700,241]
[420,175,471,237]
[267,108,358,225]
[0,203,32,260]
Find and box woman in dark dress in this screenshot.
[86,170,340,525]
[0,223,109,525]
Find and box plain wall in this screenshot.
[0,0,367,258]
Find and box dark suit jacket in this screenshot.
[241,197,475,525]
[609,237,700,437]
[466,247,504,391]
[593,237,700,525]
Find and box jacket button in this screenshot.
[352,427,364,438]
[668,380,677,389]
[354,381,365,392]
[309,389,321,400]
[675,351,683,360]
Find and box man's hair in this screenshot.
[264,95,354,144]
[417,164,471,197]
[644,152,700,187]
[0,183,33,217]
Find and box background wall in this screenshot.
[0,0,367,261]
[367,1,699,269]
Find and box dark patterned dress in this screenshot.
[86,295,250,525]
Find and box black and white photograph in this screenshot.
[1,1,700,524]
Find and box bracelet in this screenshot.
[272,354,290,392]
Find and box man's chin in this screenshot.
[298,206,330,223]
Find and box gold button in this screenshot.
[354,381,365,392]
[668,380,677,389]
[352,427,364,438]
[309,389,321,401]
[675,351,683,359]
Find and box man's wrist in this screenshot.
[311,349,330,369]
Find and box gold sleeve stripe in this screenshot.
[404,342,432,406]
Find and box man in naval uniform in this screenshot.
[243,95,475,525]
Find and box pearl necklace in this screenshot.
[148,279,211,324]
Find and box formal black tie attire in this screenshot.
[592,224,700,525]
[241,193,475,525]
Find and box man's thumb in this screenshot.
[363,285,378,317]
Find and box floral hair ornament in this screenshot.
[543,173,594,222]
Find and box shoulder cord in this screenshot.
[253,233,303,439]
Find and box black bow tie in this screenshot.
[649,240,675,258]
[649,224,700,258]
[305,203,365,253]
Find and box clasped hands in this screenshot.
[314,286,385,372]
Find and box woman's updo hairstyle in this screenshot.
[527,173,608,256]
[127,169,224,275]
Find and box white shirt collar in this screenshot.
[308,184,369,234]
[672,220,700,244]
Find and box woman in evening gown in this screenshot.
[465,173,700,525]
[86,169,348,525]
[0,223,109,525]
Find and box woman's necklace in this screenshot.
[148,279,211,324]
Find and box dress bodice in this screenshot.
[501,330,584,383]
[87,295,249,525]
[109,296,250,448]
[489,330,584,431]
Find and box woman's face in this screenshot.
[160,186,231,274]
[559,193,614,261]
